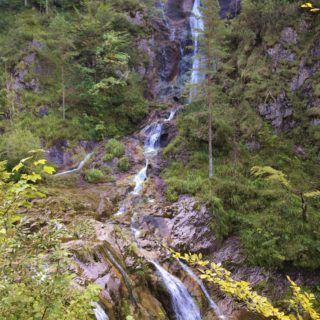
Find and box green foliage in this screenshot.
[85,168,105,183]
[105,139,125,161]
[117,156,130,172]
[0,128,41,166]
[0,155,100,319]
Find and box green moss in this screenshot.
[117,156,130,172]
[85,169,105,183]
[105,139,125,161]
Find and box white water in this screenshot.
[189,0,205,101]
[54,152,93,177]
[166,109,177,121]
[93,303,109,320]
[179,261,226,319]
[153,262,202,320]
[144,123,163,154]
[132,160,149,194]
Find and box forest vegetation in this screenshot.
[0,0,319,319]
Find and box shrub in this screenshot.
[85,169,105,183]
[104,139,125,161]
[0,128,41,166]
[117,156,130,172]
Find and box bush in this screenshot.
[104,139,125,161]
[117,156,130,172]
[0,128,41,166]
[85,169,105,183]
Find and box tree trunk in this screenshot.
[300,193,308,222]
[61,63,65,121]
[45,0,49,14]
[207,26,214,179]
[24,0,28,7]
[208,75,213,179]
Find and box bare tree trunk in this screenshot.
[24,0,28,7]
[207,26,214,179]
[45,0,49,14]
[61,63,65,121]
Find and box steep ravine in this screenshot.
[50,1,262,319]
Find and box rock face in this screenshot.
[262,26,320,131]
[219,0,241,18]
[143,0,194,101]
[169,196,217,252]
[258,92,295,132]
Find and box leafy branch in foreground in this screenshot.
[0,154,100,320]
[301,2,320,13]
[170,250,320,320]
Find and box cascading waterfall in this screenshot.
[189,0,205,101]
[93,302,109,320]
[179,261,225,319]
[166,109,177,121]
[144,123,163,154]
[54,152,93,177]
[152,262,202,320]
[132,160,149,194]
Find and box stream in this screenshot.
[55,0,227,318]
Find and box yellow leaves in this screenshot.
[12,162,24,173]
[42,165,55,175]
[170,248,319,320]
[301,2,320,13]
[33,159,46,166]
[303,190,320,199]
[251,166,290,188]
[301,2,313,8]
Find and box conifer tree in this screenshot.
[196,0,228,178]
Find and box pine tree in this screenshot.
[194,0,229,178]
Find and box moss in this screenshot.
[85,169,105,183]
[105,139,125,160]
[117,156,130,172]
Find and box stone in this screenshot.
[258,92,295,132]
[168,196,217,253]
[280,27,298,44]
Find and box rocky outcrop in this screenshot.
[258,92,295,132]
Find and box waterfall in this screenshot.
[132,160,149,195]
[54,152,93,177]
[166,109,177,121]
[93,302,109,320]
[189,0,205,101]
[153,262,202,320]
[144,123,163,154]
[179,261,226,319]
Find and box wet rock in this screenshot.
[258,92,295,132]
[166,0,194,21]
[219,0,241,18]
[160,121,178,148]
[157,42,181,81]
[47,140,68,165]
